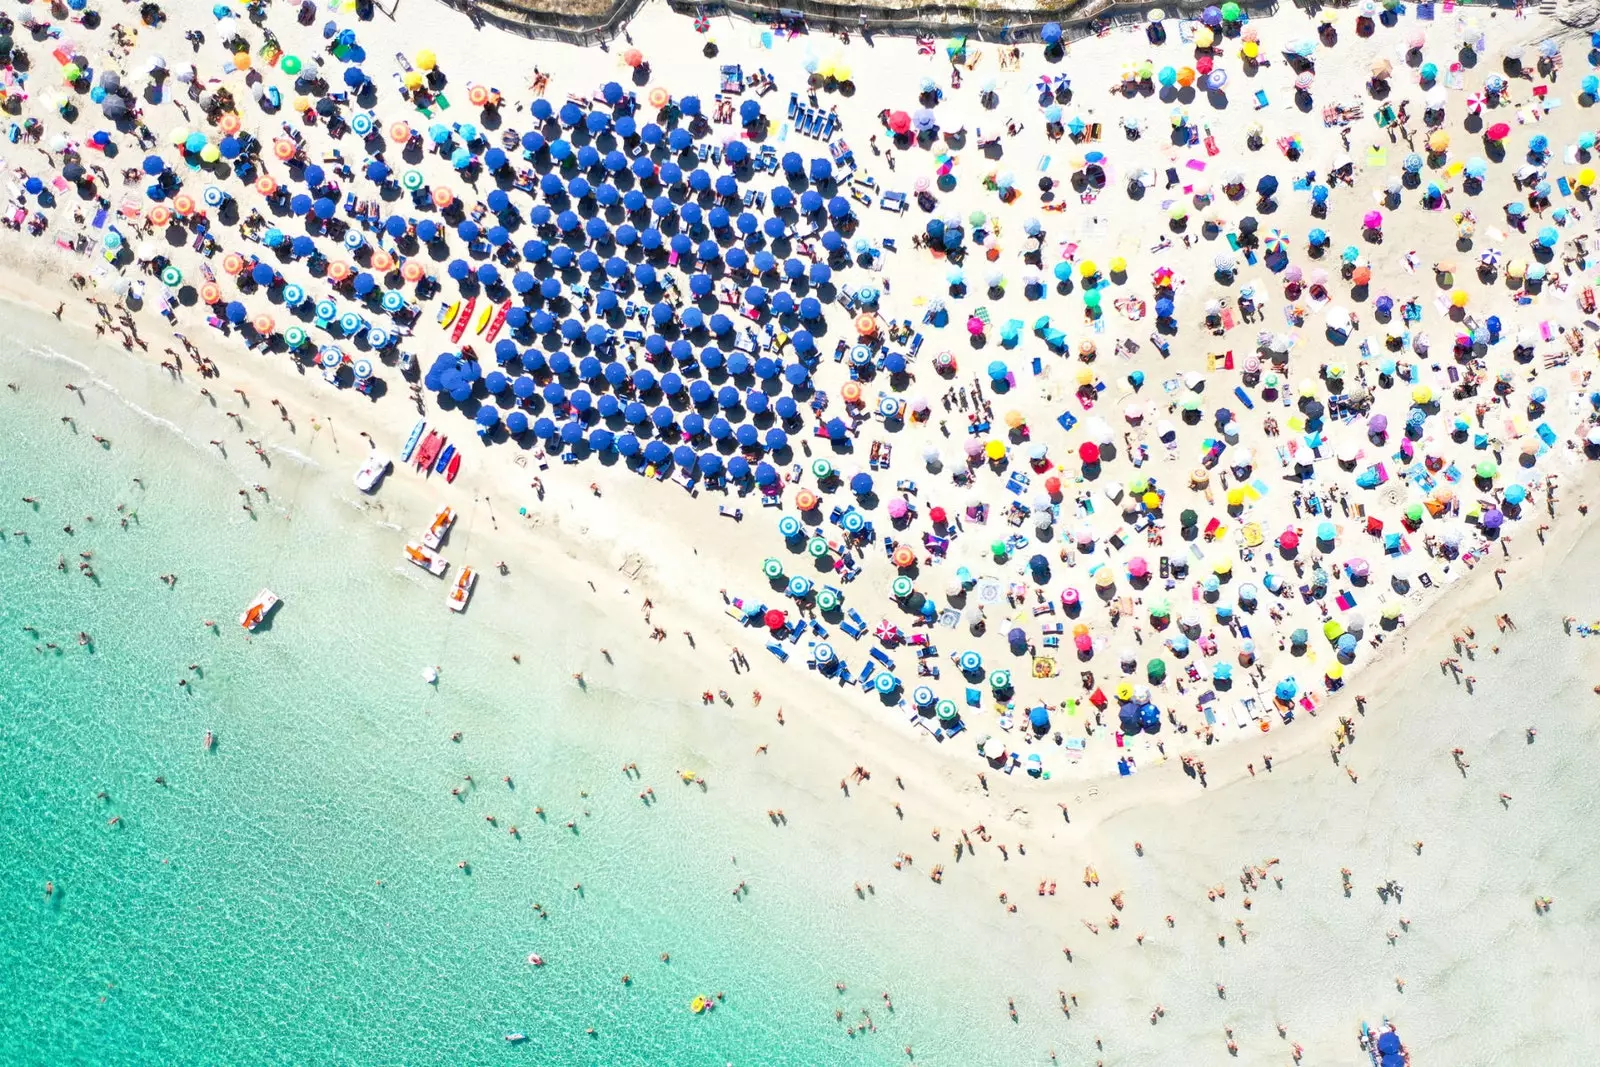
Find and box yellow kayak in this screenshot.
[474,301,493,334]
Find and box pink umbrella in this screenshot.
[1074,633,1094,652]
[1278,529,1300,551]
[1128,557,1150,578]
[967,316,986,335]
[963,437,984,456]
[1362,210,1383,229]
[886,498,909,519]
[1294,71,1315,91]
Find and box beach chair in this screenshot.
[840,610,867,639]
[879,191,907,214]
[857,659,877,687]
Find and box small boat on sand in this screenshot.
[399,419,426,462]
[433,442,456,476]
[240,589,280,631]
[450,296,476,344]
[405,541,449,576]
[448,566,476,612]
[422,506,455,550]
[414,431,443,472]
[354,451,391,493]
[445,451,462,483]
[485,298,512,343]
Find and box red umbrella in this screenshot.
[1485,122,1511,141]
[1045,475,1063,495]
[888,111,911,135]
[1079,441,1101,464]
[764,609,786,629]
[1278,529,1300,551]
[929,505,948,524]
[1195,54,1215,75]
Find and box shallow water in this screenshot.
[0,322,1029,1066]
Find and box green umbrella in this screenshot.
[936,699,959,721]
[1323,620,1345,642]
[807,536,830,558]
[1149,599,1171,618]
[990,669,1013,691]
[160,265,183,287]
[1405,503,1424,523]
[991,540,1009,558]
[401,169,425,191]
[1147,658,1167,683]
[283,326,308,349]
[761,557,784,579]
[280,54,303,75]
[811,459,833,479]
[1180,508,1198,528]
[1474,461,1498,480]
[891,575,914,598]
[816,588,840,612]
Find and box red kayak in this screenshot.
[450,296,476,345]
[414,430,443,471]
[445,451,462,483]
[484,298,512,344]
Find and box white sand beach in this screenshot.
[6,0,1600,1058]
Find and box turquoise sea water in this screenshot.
[0,323,1042,1066]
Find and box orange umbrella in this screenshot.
[1351,265,1372,286]
[255,175,278,195]
[370,250,395,272]
[400,260,425,282]
[200,282,222,304]
[218,112,241,133]
[148,205,172,226]
[273,138,296,160]
[892,545,917,568]
[389,122,412,143]
[221,252,245,274]
[648,86,670,109]
[252,313,275,334]
[468,85,490,106]
[623,48,644,68]
[854,313,877,334]
[795,488,819,510]
[172,193,196,216]
[840,380,863,403]
[431,186,453,208]
[327,260,351,281]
